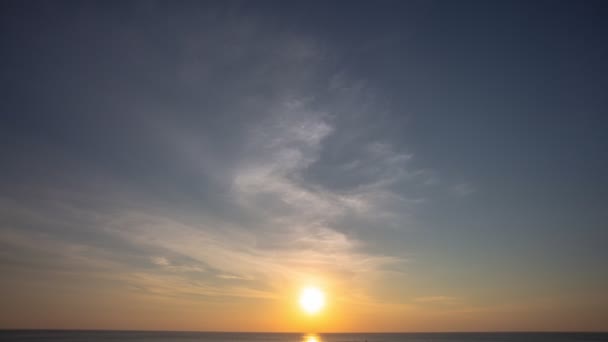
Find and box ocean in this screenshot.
[0,331,607,342]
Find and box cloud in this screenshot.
[413,296,460,304]
[151,257,170,266]
[0,7,445,306]
[452,183,476,197]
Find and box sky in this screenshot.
[1,0,607,332]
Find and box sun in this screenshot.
[299,286,325,314]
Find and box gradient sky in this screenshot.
[1,0,607,332]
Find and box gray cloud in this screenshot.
[0,6,448,305]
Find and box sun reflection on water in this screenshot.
[302,333,321,342]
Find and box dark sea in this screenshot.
[1,331,607,342]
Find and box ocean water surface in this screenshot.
[1,331,607,342]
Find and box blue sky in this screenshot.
[1,1,607,331]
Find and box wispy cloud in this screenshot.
[151,256,170,266]
[452,183,476,197]
[413,296,460,305]
[0,9,448,306]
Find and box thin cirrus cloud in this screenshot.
[0,10,449,306]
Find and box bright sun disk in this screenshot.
[299,287,325,314]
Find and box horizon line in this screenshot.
[1,329,607,334]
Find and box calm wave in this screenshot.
[1,331,608,342]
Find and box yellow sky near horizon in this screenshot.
[2,270,608,332]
